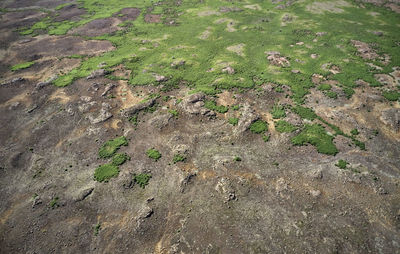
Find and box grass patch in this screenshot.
[291,124,338,155]
[204,100,229,114]
[133,173,152,188]
[168,109,179,118]
[94,223,101,236]
[382,91,400,101]
[350,129,359,136]
[228,117,239,126]
[292,106,318,121]
[11,61,34,71]
[250,120,268,134]
[112,153,130,166]
[317,84,331,91]
[49,197,59,208]
[271,104,286,119]
[335,159,348,169]
[172,154,186,163]
[94,163,119,182]
[98,136,128,158]
[147,148,161,161]
[275,120,297,133]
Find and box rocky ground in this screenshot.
[0,0,400,253]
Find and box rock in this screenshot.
[180,93,211,115]
[215,178,236,202]
[179,173,196,193]
[34,75,57,90]
[310,189,321,197]
[1,77,24,86]
[380,108,400,131]
[8,101,20,110]
[222,66,235,74]
[155,74,167,82]
[291,69,301,74]
[75,188,94,202]
[266,51,290,67]
[374,74,396,87]
[275,178,288,193]
[87,69,108,79]
[121,99,156,118]
[220,6,243,13]
[172,144,190,155]
[311,53,319,59]
[148,113,172,129]
[137,205,153,219]
[351,40,379,60]
[101,83,115,96]
[372,31,383,36]
[26,105,38,113]
[234,103,258,135]
[170,60,185,68]
[32,196,42,208]
[316,32,327,36]
[88,103,112,124]
[309,168,323,179]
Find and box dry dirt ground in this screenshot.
[0,0,400,253]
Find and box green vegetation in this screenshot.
[204,101,229,114]
[292,106,318,121]
[168,109,179,118]
[250,120,268,134]
[94,223,101,236]
[133,173,152,188]
[129,115,138,125]
[335,159,348,169]
[271,104,286,119]
[94,163,120,182]
[172,154,186,164]
[146,148,161,161]
[228,117,239,126]
[275,120,297,133]
[234,156,242,162]
[112,153,130,166]
[231,105,240,111]
[326,91,338,99]
[11,61,34,71]
[49,197,59,208]
[382,91,400,101]
[98,136,128,158]
[350,129,359,136]
[291,124,338,155]
[317,84,331,91]
[262,134,270,142]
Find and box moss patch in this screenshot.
[133,173,152,188]
[98,136,128,158]
[94,163,120,182]
[291,124,338,155]
[250,120,268,134]
[146,148,161,161]
[275,120,298,133]
[11,61,35,71]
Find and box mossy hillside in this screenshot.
[275,120,298,133]
[36,0,397,101]
[98,136,128,158]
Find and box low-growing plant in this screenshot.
[94,164,119,182]
[169,109,178,118]
[94,223,101,236]
[112,153,130,166]
[317,84,331,91]
[250,120,268,134]
[147,148,161,161]
[228,117,239,126]
[172,154,186,163]
[133,173,152,188]
[204,100,229,113]
[291,124,338,155]
[129,115,138,126]
[234,156,242,161]
[262,134,270,142]
[271,104,286,119]
[11,61,35,71]
[49,197,59,208]
[98,136,128,158]
[382,91,400,101]
[275,120,297,133]
[335,159,348,169]
[350,129,359,136]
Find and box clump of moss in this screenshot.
[326,91,338,99]
[11,61,35,71]
[291,124,338,155]
[133,173,152,188]
[228,117,239,126]
[204,100,229,113]
[129,115,138,126]
[169,109,179,118]
[94,223,101,236]
[112,153,130,166]
[335,159,348,169]
[271,104,286,119]
[94,163,119,182]
[172,154,186,163]
[250,120,268,134]
[382,91,400,101]
[49,197,59,208]
[317,84,331,91]
[234,156,241,161]
[262,134,270,142]
[147,148,161,161]
[350,129,359,136]
[275,120,298,133]
[98,136,128,158]
[292,106,318,120]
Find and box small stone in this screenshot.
[310,189,321,197]
[222,66,235,74]
[311,54,319,59]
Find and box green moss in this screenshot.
[292,106,318,121]
[94,163,119,182]
[49,197,59,208]
[11,61,35,71]
[147,148,161,161]
[335,159,348,169]
[172,154,186,164]
[262,134,270,142]
[169,109,179,118]
[129,115,138,125]
[228,117,239,126]
[112,153,130,166]
[231,105,240,111]
[94,223,101,236]
[98,136,128,158]
[317,84,331,91]
[234,156,241,161]
[350,129,359,136]
[250,120,268,134]
[204,100,229,114]
[133,173,152,188]
[326,91,338,99]
[291,124,338,155]
[382,91,400,101]
[271,104,286,119]
[275,120,297,133]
